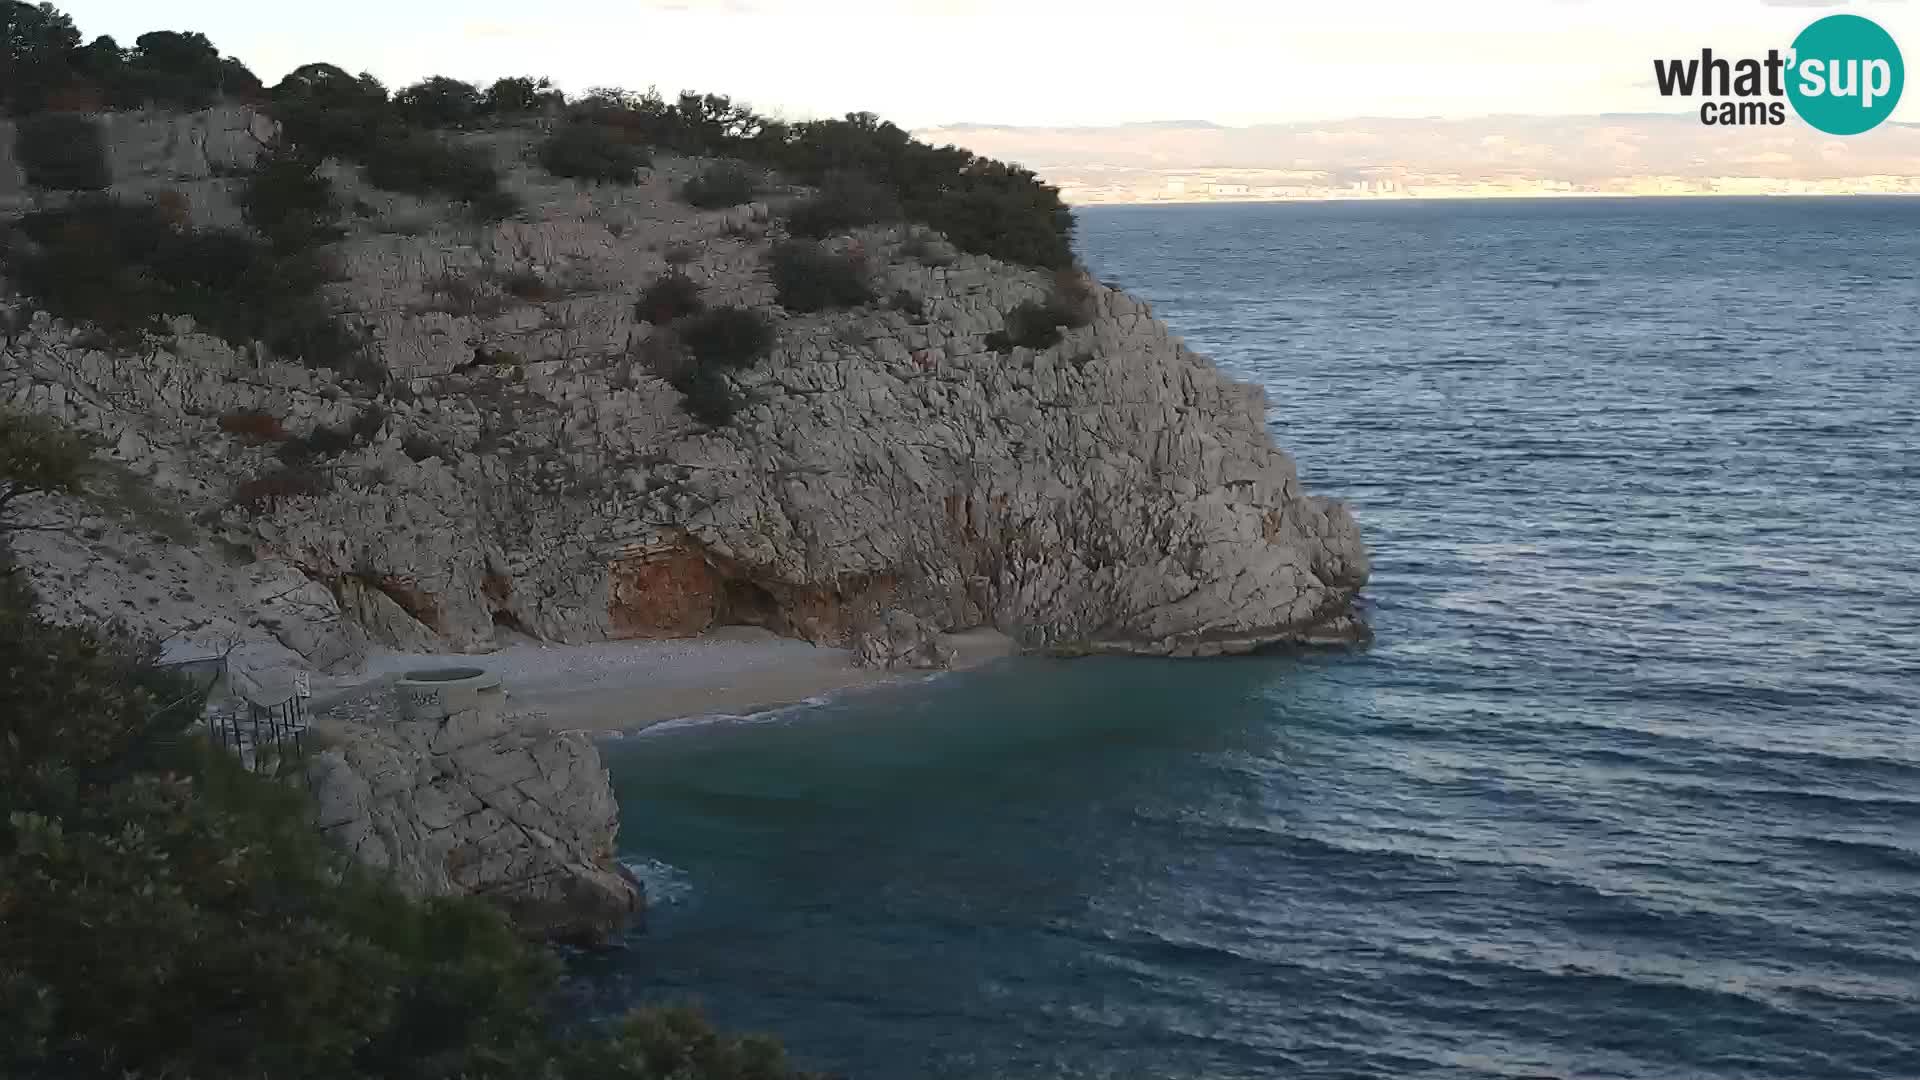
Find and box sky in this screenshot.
[66,0,1920,129]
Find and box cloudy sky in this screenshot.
[71,0,1919,128]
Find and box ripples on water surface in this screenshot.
[589,199,1920,1079]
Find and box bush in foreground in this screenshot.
[785,173,900,239]
[680,162,759,209]
[636,274,704,325]
[768,242,872,313]
[655,306,775,428]
[240,152,342,252]
[538,123,649,184]
[667,363,739,428]
[362,134,501,204]
[13,111,108,190]
[677,306,774,372]
[1,416,822,1080]
[986,297,1086,353]
[985,271,1095,353]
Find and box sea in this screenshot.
[581,198,1920,1079]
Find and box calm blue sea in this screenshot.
[584,199,1920,1079]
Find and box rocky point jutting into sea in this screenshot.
[0,103,1367,936]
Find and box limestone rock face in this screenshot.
[307,677,641,943]
[0,106,266,224]
[0,109,1370,667]
[854,609,954,671]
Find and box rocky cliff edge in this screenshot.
[0,106,1370,681]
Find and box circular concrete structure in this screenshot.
[395,667,503,721]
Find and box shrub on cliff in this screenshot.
[481,75,563,115]
[276,423,354,464]
[767,113,1073,267]
[986,297,1085,353]
[678,306,774,372]
[363,134,501,204]
[394,75,482,129]
[538,123,649,184]
[113,29,259,110]
[680,162,759,209]
[925,174,1076,270]
[240,152,343,252]
[668,364,739,428]
[232,464,332,510]
[1,6,259,115]
[0,1,82,114]
[269,62,393,159]
[786,173,900,239]
[984,272,1095,353]
[216,408,286,441]
[768,242,873,313]
[13,112,108,190]
[3,199,371,379]
[0,407,98,528]
[636,274,704,325]
[657,306,774,427]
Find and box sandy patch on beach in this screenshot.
[315,626,1015,733]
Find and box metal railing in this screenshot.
[159,654,312,773]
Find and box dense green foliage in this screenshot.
[1,199,367,376]
[538,122,649,184]
[657,306,776,427]
[267,64,517,217]
[13,110,106,189]
[785,173,900,239]
[984,301,1064,352]
[5,2,1072,265]
[0,407,97,523]
[768,242,873,313]
[266,63,391,159]
[482,75,565,115]
[984,271,1096,352]
[543,88,1073,266]
[986,295,1092,353]
[364,135,510,208]
[240,151,344,251]
[680,162,760,209]
[760,113,1072,267]
[0,4,260,114]
[668,364,739,428]
[678,306,774,372]
[0,413,824,1080]
[394,75,481,129]
[636,273,704,325]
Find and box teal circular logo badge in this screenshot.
[1788,14,1904,135]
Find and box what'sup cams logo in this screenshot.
[1655,14,1905,134]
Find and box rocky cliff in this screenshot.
[308,670,642,943]
[0,106,1369,683]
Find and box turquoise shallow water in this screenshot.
[583,199,1920,1079]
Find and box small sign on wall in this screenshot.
[293,671,311,699]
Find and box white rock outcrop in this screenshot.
[307,670,641,942]
[854,609,954,671]
[0,106,1370,671]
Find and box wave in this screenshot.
[617,856,693,906]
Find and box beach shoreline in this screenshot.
[314,626,1018,734]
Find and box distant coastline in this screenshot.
[1069,190,1920,208]
[915,113,1920,211]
